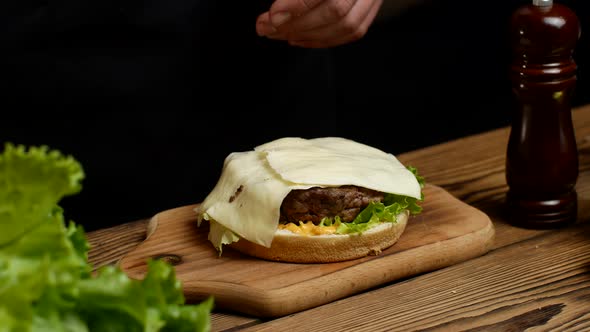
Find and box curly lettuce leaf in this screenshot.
[0,143,213,332]
[0,143,84,247]
[76,261,213,332]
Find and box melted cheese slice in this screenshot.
[195,137,421,250]
[195,151,312,249]
[256,137,421,198]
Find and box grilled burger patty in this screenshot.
[279,186,385,224]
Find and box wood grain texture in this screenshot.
[117,184,494,318]
[398,105,590,250]
[88,219,149,270]
[242,222,590,332]
[397,127,548,249]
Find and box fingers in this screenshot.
[268,0,325,26]
[272,0,355,31]
[296,0,382,48]
[256,0,383,48]
[256,12,276,36]
[288,0,379,47]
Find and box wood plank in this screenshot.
[210,313,260,332]
[398,104,590,250]
[117,185,494,318]
[396,129,549,250]
[88,219,149,270]
[242,222,590,331]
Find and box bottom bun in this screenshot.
[229,210,409,263]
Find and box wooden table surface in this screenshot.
[87,104,590,331]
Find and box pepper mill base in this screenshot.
[505,190,578,229]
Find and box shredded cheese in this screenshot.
[278,222,338,236]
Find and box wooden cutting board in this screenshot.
[119,184,494,318]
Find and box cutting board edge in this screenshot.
[181,219,495,317]
[116,205,198,270]
[116,184,497,318]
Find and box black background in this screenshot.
[2,0,589,231]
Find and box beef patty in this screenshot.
[279,185,384,224]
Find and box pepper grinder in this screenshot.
[505,0,581,229]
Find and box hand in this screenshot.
[256,0,383,48]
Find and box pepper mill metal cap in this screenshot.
[533,0,552,6]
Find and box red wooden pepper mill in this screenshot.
[505,0,582,229]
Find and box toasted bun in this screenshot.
[228,210,409,263]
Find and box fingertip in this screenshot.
[270,12,292,27]
[257,21,278,36]
[256,12,275,36]
[268,0,289,16]
[256,11,270,25]
[268,0,320,27]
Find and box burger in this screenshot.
[195,137,424,263]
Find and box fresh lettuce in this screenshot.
[331,166,425,234]
[0,143,213,332]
